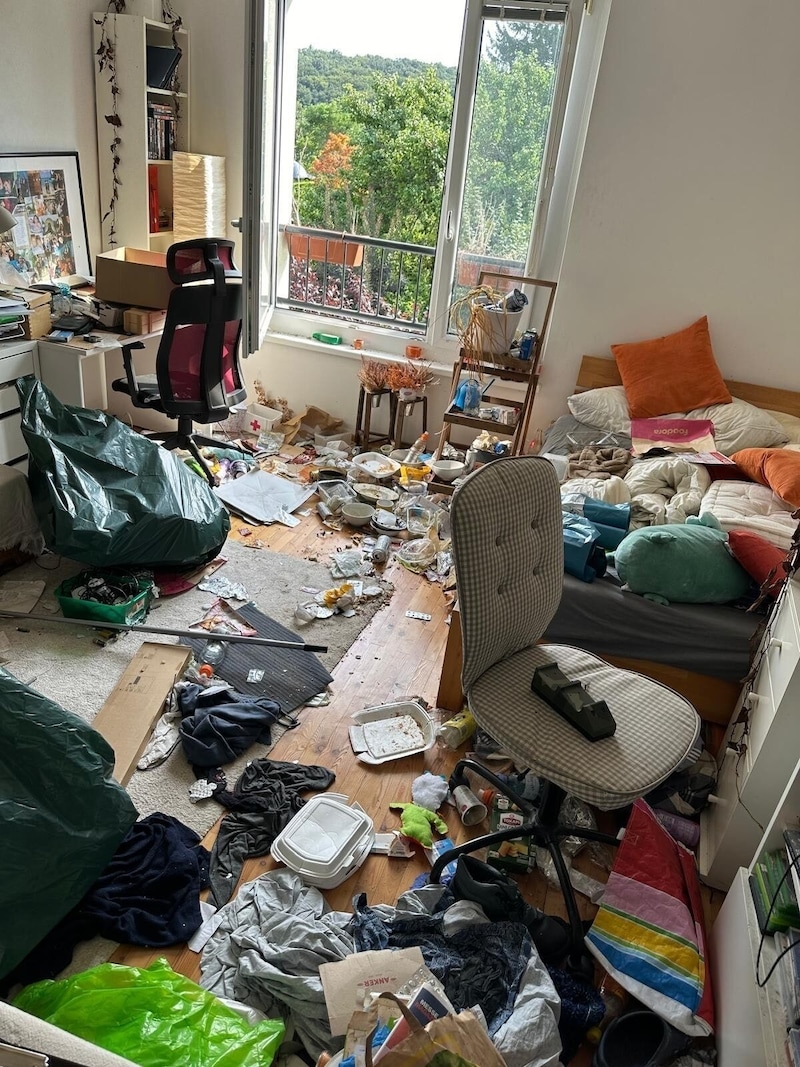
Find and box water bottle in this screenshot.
[403,431,429,464]
[201,639,227,667]
[52,282,72,319]
[586,973,629,1044]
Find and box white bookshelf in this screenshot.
[93,12,190,252]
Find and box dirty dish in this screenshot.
[341,502,375,527]
[349,699,436,765]
[429,459,466,483]
[354,483,399,507]
[351,451,401,480]
[270,793,374,888]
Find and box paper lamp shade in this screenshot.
[172,151,227,242]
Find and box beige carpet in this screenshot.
[2,538,392,836]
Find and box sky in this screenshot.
[291,0,465,67]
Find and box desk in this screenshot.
[37,329,176,433]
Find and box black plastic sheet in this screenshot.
[18,378,229,569]
[0,666,138,981]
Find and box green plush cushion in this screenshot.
[614,517,751,604]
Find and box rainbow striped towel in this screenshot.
[585,799,714,1037]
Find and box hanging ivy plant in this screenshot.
[161,0,184,132]
[94,0,127,246]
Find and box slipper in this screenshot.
[593,1010,691,1067]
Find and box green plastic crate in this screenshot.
[55,573,154,626]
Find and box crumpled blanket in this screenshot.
[200,869,563,1067]
[623,455,711,528]
[350,893,531,1037]
[566,446,632,480]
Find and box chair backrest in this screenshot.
[450,455,564,694]
[154,238,247,420]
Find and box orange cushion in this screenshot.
[727,530,787,596]
[731,447,800,507]
[611,316,732,418]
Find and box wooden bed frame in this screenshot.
[437,356,799,738]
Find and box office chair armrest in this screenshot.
[119,340,149,404]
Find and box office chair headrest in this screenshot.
[167,238,241,284]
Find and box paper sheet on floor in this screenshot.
[214,470,315,525]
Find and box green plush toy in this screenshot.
[613,512,751,605]
[389,802,448,847]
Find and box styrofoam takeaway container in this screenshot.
[270,793,375,889]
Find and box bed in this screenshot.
[437,356,800,732]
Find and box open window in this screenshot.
[242,0,583,357]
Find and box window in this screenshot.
[242,0,582,357]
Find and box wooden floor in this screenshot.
[101,507,725,1065]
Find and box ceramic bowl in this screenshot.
[341,502,375,527]
[429,459,466,483]
[355,483,399,507]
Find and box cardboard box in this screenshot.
[486,794,535,872]
[95,246,176,309]
[123,306,167,335]
[89,298,125,329]
[91,642,191,785]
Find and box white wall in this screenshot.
[3,0,798,440]
[536,0,800,430]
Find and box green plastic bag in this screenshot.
[14,958,285,1067]
[0,667,138,981]
[18,377,229,569]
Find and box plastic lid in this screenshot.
[272,795,373,876]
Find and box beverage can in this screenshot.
[372,535,392,565]
[436,708,477,749]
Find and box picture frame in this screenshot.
[0,151,91,287]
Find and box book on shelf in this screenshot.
[774,929,800,1026]
[784,828,800,904]
[750,848,800,934]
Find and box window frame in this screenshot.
[243,0,583,361]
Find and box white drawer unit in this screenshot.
[700,577,800,890]
[0,340,38,467]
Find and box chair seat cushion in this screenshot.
[469,644,700,810]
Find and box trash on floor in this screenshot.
[349,698,436,765]
[270,792,375,890]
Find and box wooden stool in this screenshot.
[354,386,397,448]
[393,393,428,448]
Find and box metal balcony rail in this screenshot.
[280,224,435,333]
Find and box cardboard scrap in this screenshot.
[92,642,190,785]
[319,947,425,1036]
[277,405,343,445]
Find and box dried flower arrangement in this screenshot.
[253,379,293,421]
[358,357,391,392]
[385,359,438,394]
[449,283,516,374]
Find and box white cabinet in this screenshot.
[711,867,788,1067]
[93,12,190,252]
[700,578,800,891]
[37,339,107,410]
[0,340,39,467]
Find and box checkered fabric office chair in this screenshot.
[431,456,701,974]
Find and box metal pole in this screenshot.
[0,609,328,654]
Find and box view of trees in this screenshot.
[289,22,562,323]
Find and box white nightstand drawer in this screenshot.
[0,414,26,464]
[764,583,800,710]
[0,349,35,385]
[0,380,20,417]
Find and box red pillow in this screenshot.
[727,530,788,596]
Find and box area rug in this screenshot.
[1,538,393,837]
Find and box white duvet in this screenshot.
[700,480,798,550]
[622,456,711,527]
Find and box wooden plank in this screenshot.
[576,354,800,416]
[92,641,190,785]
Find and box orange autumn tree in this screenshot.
[310,132,355,229]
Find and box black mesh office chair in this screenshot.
[431,456,701,975]
[111,238,247,485]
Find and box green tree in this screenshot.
[485,21,562,69]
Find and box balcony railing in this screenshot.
[279,224,434,333]
[278,224,528,335]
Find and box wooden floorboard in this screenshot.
[100,508,721,1064]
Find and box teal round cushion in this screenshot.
[614,522,751,604]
